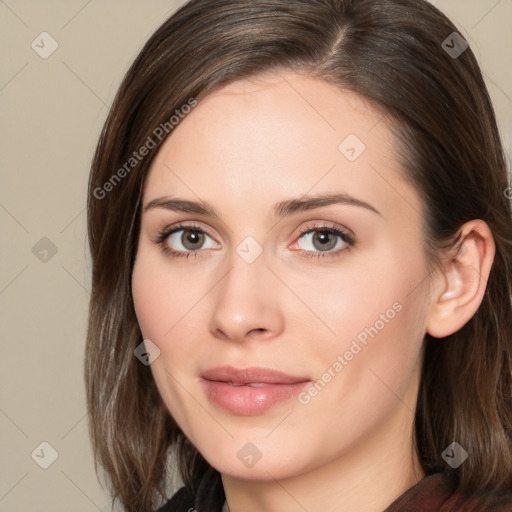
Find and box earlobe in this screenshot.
[426,220,495,339]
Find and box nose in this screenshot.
[208,249,285,343]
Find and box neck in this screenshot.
[221,401,425,512]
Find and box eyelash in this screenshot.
[296,223,355,260]
[153,221,355,261]
[153,222,207,260]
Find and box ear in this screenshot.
[426,220,495,338]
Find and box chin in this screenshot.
[198,439,311,481]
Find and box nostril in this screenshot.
[249,328,267,335]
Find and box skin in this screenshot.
[131,71,495,512]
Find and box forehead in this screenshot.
[143,71,419,222]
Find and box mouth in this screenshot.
[224,382,273,387]
[200,365,312,415]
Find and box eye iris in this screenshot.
[313,230,337,251]
[181,230,204,250]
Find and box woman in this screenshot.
[85,0,512,511]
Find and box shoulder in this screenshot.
[158,469,512,512]
[385,471,512,512]
[446,486,512,512]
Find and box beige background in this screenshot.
[1,1,510,510]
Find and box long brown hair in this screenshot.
[85,0,512,510]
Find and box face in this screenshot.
[132,71,433,481]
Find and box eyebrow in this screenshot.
[143,193,381,218]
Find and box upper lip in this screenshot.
[201,365,311,384]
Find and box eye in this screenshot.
[155,223,219,259]
[166,228,217,251]
[292,222,355,258]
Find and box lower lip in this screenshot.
[201,379,310,415]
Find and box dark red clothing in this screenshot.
[157,467,512,511]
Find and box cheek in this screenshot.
[132,258,168,342]
[292,259,418,350]
[132,248,203,345]
[295,279,427,460]
[132,251,201,425]
[296,242,429,389]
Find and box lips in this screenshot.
[201,366,311,415]
[201,365,310,385]
[227,382,268,387]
